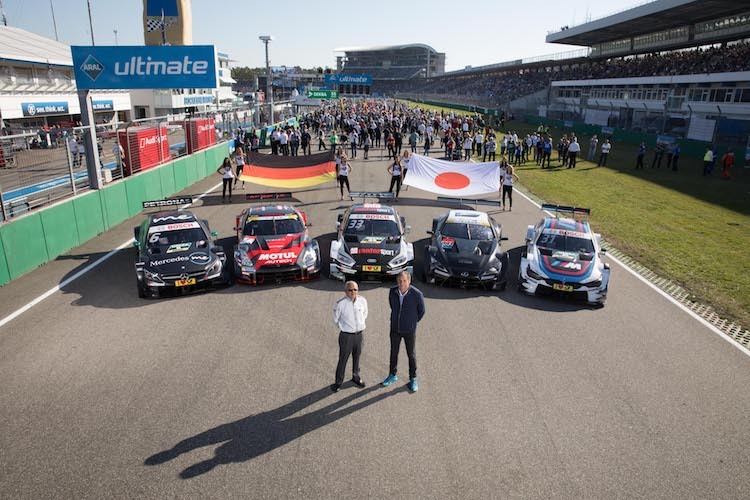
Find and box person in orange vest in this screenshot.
[720,149,735,180]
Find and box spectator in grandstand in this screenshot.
[703,147,714,176]
[720,149,734,180]
[588,135,598,162]
[652,142,665,168]
[636,142,646,170]
[567,138,581,168]
[598,139,611,167]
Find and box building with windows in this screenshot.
[0,25,130,132]
[335,44,445,81]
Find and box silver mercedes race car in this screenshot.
[517,205,610,306]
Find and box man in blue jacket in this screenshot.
[382,271,426,392]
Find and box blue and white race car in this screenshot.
[517,205,610,306]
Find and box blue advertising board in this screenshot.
[22,101,69,117]
[92,99,114,111]
[72,45,217,90]
[325,74,372,85]
[146,0,179,16]
[184,95,215,105]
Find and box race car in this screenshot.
[517,205,610,306]
[133,211,229,298]
[330,203,414,281]
[232,204,320,284]
[423,209,509,290]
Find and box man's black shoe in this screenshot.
[330,384,341,393]
[352,378,366,388]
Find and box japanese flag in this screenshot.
[403,154,500,196]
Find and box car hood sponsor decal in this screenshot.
[361,236,386,244]
[538,249,594,279]
[166,242,192,253]
[148,253,215,271]
[245,233,305,267]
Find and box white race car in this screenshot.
[517,205,610,306]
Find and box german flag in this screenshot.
[239,150,336,188]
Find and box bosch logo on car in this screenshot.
[189,252,210,264]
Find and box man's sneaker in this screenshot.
[408,378,418,392]
[381,375,398,387]
[330,384,341,393]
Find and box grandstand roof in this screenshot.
[0,25,72,67]
[546,0,746,46]
[334,43,439,54]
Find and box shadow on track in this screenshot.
[144,384,407,479]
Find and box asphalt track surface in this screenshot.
[1,148,749,499]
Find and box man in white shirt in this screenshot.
[332,280,368,392]
[567,139,581,168]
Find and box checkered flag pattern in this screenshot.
[145,18,163,32]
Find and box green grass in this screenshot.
[407,100,750,328]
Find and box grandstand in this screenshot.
[334,44,445,81]
[387,0,750,147]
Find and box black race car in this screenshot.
[329,203,414,281]
[133,211,229,298]
[424,209,509,290]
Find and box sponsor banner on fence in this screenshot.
[324,74,372,85]
[22,101,69,117]
[72,45,217,89]
[601,126,614,135]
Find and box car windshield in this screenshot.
[537,232,595,253]
[147,228,206,247]
[244,216,304,236]
[440,222,494,240]
[344,217,400,237]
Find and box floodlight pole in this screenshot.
[86,0,95,45]
[259,36,274,124]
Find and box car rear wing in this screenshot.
[245,192,293,202]
[541,204,591,218]
[349,191,395,202]
[142,197,194,209]
[437,196,501,208]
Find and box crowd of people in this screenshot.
[373,42,750,105]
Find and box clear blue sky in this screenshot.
[4,0,642,71]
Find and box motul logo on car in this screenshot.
[258,252,296,261]
[140,134,169,149]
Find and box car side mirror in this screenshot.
[337,214,344,223]
[501,236,509,241]
[133,227,141,240]
[426,230,433,235]
[600,247,607,254]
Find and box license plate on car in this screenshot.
[362,265,381,272]
[553,283,573,292]
[174,278,196,287]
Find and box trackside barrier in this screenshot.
[0,142,227,286]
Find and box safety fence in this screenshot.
[0,111,228,222]
[0,142,227,286]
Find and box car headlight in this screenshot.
[205,259,222,278]
[584,279,602,288]
[389,253,408,268]
[336,247,355,267]
[526,267,543,280]
[299,244,318,266]
[144,269,163,284]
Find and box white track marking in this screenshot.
[0,181,223,329]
